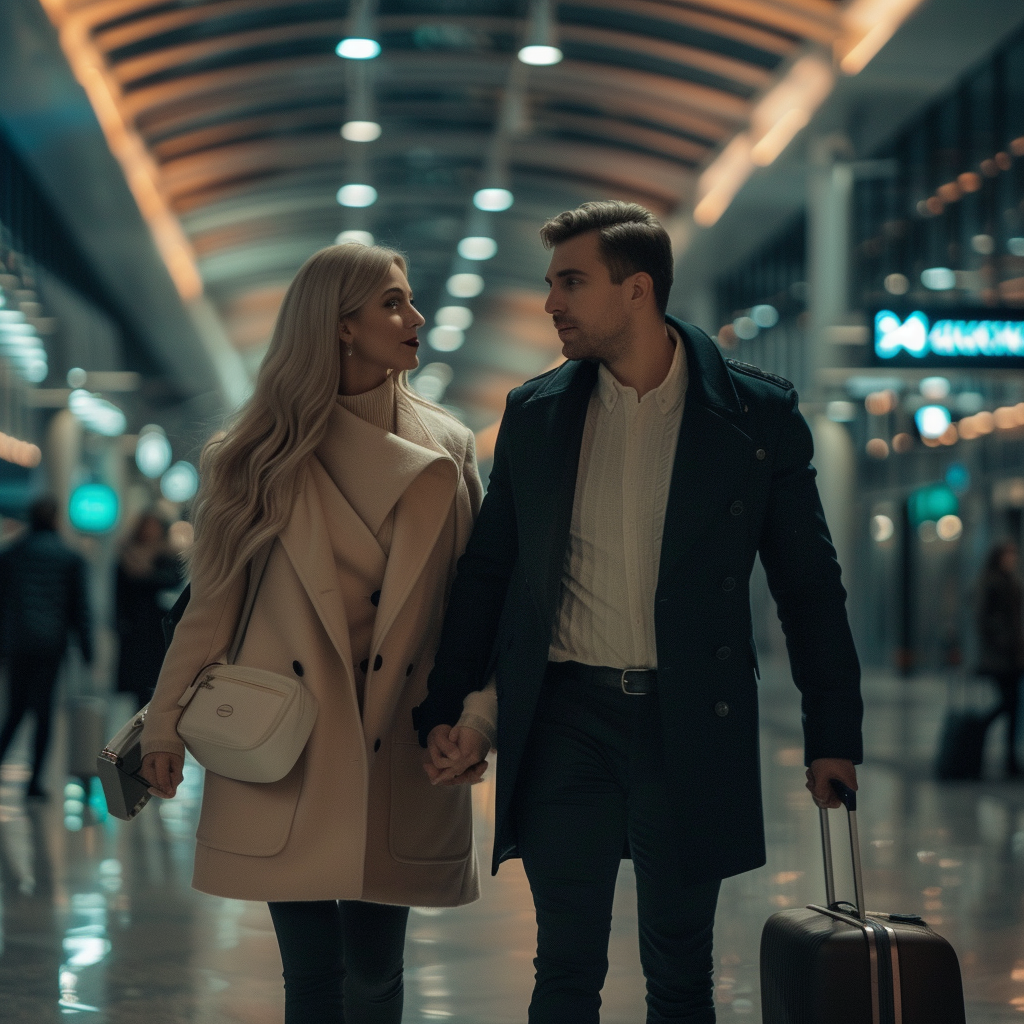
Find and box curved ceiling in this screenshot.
[46,0,846,435]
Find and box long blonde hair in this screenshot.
[188,243,407,596]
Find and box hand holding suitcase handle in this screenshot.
[820,777,866,920]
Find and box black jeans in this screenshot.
[988,671,1022,772]
[515,665,721,1024]
[268,899,410,1024]
[0,652,63,789]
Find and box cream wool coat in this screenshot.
[142,389,485,906]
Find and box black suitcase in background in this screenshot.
[934,709,989,780]
[760,781,966,1024]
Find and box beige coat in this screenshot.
[142,390,483,906]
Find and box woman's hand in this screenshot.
[141,751,185,799]
[424,725,490,786]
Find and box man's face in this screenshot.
[543,231,633,362]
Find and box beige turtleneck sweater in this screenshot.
[337,374,497,748]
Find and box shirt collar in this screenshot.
[596,324,688,415]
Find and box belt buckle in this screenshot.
[620,669,647,695]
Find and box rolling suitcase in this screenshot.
[66,695,108,780]
[760,780,966,1024]
[934,708,988,780]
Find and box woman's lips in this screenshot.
[402,338,419,347]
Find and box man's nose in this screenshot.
[544,291,560,315]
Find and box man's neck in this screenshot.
[602,320,675,399]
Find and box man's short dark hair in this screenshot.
[539,201,674,315]
[29,496,59,532]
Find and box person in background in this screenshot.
[976,540,1024,777]
[115,512,183,709]
[139,242,495,1024]
[0,495,93,799]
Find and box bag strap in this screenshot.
[227,543,272,665]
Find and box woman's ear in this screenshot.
[338,319,353,341]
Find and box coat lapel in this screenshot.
[517,360,596,623]
[278,465,356,684]
[658,319,756,580]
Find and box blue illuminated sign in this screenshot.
[68,483,119,533]
[874,310,1024,366]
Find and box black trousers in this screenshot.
[515,664,721,1024]
[988,671,1022,772]
[0,652,63,788]
[268,899,409,1024]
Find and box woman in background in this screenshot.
[139,243,495,1023]
[976,540,1024,777]
[115,512,182,709]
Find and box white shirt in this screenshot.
[549,328,688,670]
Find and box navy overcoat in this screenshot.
[415,317,862,882]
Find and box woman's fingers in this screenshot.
[141,752,182,798]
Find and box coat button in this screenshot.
[370,590,381,607]
[359,658,369,674]
[373,738,381,752]
[756,449,766,460]
[716,646,731,660]
[730,500,744,516]
[374,654,383,671]
[715,701,730,717]
[722,577,736,592]
[292,660,304,676]
[406,663,414,676]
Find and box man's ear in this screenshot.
[628,272,654,305]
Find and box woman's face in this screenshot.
[340,263,425,379]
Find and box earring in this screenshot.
[345,342,354,357]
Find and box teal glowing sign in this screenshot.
[68,483,119,533]
[907,484,958,528]
[874,310,1024,366]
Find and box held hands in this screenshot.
[806,758,858,809]
[425,725,491,786]
[141,751,185,799]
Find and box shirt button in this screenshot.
[374,654,383,671]
[722,577,736,592]
[716,646,731,660]
[373,738,381,752]
[730,500,744,516]
[292,660,304,676]
[715,701,730,717]
[370,590,381,607]
[756,449,766,460]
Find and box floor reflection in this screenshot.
[0,667,1021,1021]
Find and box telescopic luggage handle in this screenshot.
[820,778,866,921]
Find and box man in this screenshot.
[0,495,93,799]
[414,201,862,1022]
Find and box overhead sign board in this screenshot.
[873,309,1024,368]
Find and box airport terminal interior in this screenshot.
[4,0,1024,1019]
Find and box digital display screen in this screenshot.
[872,309,1024,367]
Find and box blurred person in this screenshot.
[415,201,863,1024]
[138,243,495,1024]
[115,512,183,709]
[0,496,93,799]
[976,540,1024,776]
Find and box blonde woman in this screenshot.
[139,243,496,1023]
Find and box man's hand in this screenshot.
[424,725,491,786]
[141,751,185,799]
[806,758,858,809]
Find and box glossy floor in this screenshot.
[0,669,1022,1023]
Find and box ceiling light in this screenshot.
[447,274,484,298]
[518,45,562,65]
[161,461,199,503]
[436,306,473,329]
[341,121,381,142]
[335,230,375,246]
[474,188,514,212]
[336,184,377,208]
[915,405,951,439]
[921,267,955,290]
[457,236,497,261]
[136,430,173,479]
[428,326,465,352]
[336,38,380,60]
[68,389,126,437]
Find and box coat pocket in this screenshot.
[388,743,473,865]
[195,752,304,857]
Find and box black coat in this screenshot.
[0,529,93,662]
[415,318,862,883]
[975,569,1024,675]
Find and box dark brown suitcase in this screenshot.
[760,781,966,1024]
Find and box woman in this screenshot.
[976,540,1024,777]
[115,512,183,709]
[139,243,496,1022]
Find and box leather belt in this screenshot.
[551,660,657,695]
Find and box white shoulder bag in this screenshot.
[175,545,318,783]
